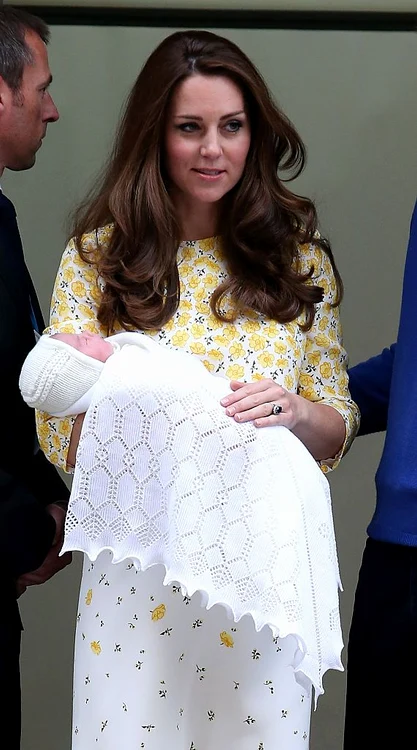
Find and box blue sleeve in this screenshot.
[348,344,396,435]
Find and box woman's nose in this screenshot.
[200,131,222,159]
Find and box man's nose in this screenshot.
[44,92,59,123]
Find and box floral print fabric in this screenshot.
[73,554,311,749]
[37,228,359,473]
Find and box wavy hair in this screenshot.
[72,30,342,333]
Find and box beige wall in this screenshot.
[10,0,417,11]
[3,24,416,750]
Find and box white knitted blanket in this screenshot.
[61,337,343,698]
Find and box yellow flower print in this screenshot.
[206,314,223,331]
[252,373,264,382]
[57,302,71,318]
[275,357,289,369]
[196,301,210,315]
[78,304,96,320]
[90,285,102,304]
[318,316,329,332]
[328,346,340,360]
[202,360,215,373]
[203,273,217,289]
[258,351,274,368]
[199,238,216,252]
[151,604,166,621]
[299,373,315,389]
[324,385,337,396]
[90,641,102,655]
[274,341,287,355]
[338,372,348,388]
[181,246,195,261]
[72,253,88,268]
[63,268,75,283]
[213,335,228,347]
[177,312,191,327]
[320,362,332,380]
[188,275,200,289]
[220,631,234,648]
[265,322,278,338]
[181,300,193,311]
[242,320,260,334]
[55,288,67,303]
[56,322,76,334]
[229,342,245,360]
[52,434,61,450]
[223,325,238,342]
[307,351,321,367]
[284,374,294,390]
[85,589,93,606]
[49,452,59,465]
[164,319,175,332]
[190,342,206,356]
[226,364,245,380]
[172,331,189,347]
[249,334,266,352]
[207,349,223,361]
[59,419,72,436]
[320,279,330,297]
[180,263,194,277]
[83,269,97,284]
[302,387,318,400]
[194,287,206,303]
[37,421,50,441]
[71,280,87,298]
[314,334,330,348]
[84,322,101,334]
[190,323,206,339]
[205,258,220,272]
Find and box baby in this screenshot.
[19,329,233,417]
[19,331,119,417]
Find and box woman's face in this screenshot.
[164,74,251,210]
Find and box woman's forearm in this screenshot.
[67,413,86,470]
[291,401,346,461]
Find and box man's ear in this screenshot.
[0,76,13,114]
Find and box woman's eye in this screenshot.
[224,120,243,133]
[177,122,199,133]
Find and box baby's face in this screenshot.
[53,332,113,363]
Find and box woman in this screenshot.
[37,30,359,749]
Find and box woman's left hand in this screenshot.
[220,379,308,429]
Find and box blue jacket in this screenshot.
[348,200,417,545]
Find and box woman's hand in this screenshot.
[220,378,345,461]
[220,379,308,429]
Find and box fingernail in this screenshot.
[226,407,235,416]
[221,397,230,405]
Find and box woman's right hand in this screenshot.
[67,412,86,470]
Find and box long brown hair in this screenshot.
[72,30,342,333]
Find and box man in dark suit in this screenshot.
[0,7,71,748]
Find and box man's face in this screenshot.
[0,30,59,172]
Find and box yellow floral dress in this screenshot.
[39,228,359,749]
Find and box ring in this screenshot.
[271,403,283,416]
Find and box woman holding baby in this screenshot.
[35,30,359,750]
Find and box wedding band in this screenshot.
[271,403,283,416]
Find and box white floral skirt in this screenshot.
[72,552,311,749]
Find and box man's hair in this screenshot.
[0,6,49,92]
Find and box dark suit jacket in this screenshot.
[0,193,69,620]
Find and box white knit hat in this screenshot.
[19,334,105,416]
